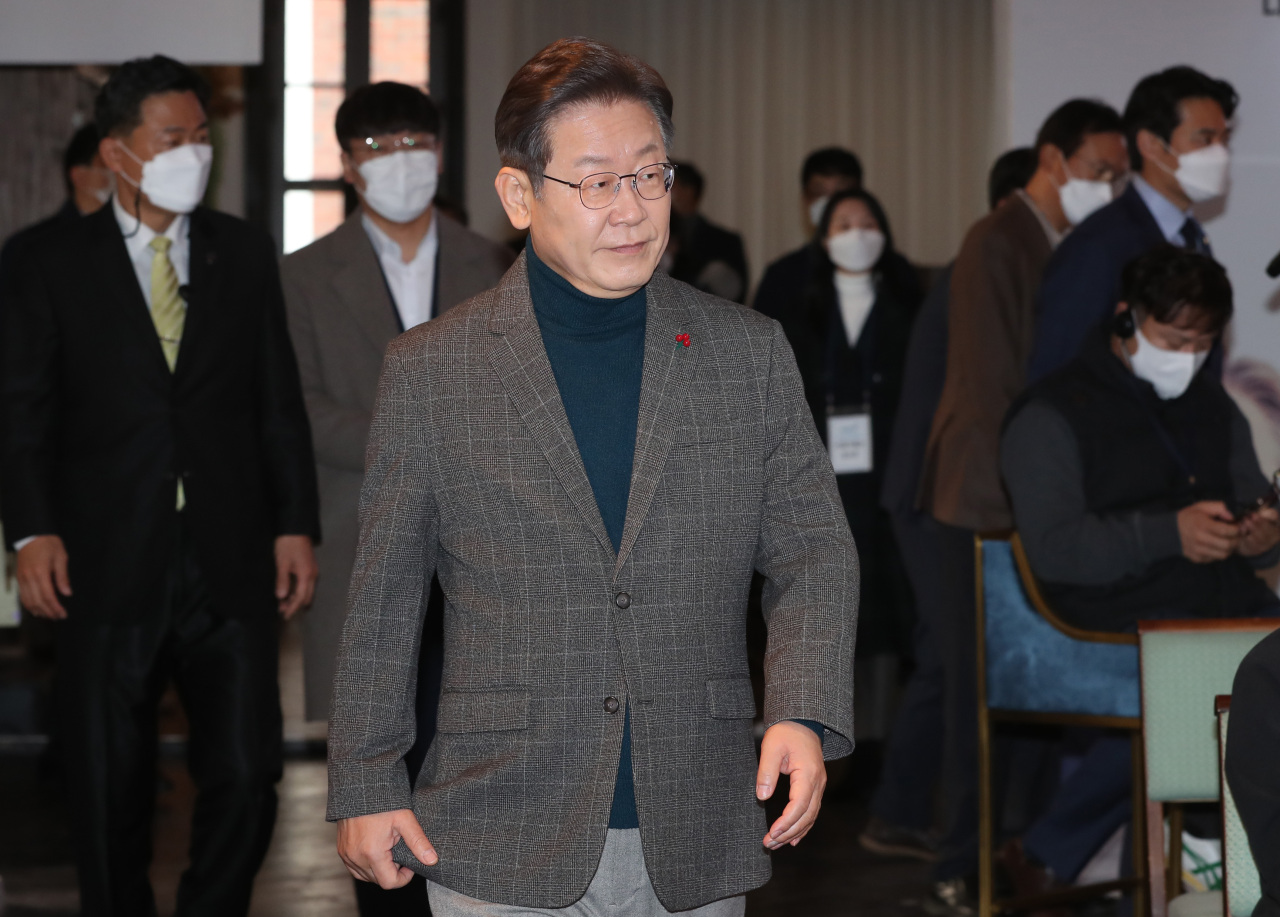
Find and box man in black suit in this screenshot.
[665,160,748,302]
[0,123,113,334]
[752,147,862,320]
[1,56,320,917]
[1029,66,1237,381]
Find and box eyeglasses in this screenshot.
[362,136,431,153]
[542,162,677,210]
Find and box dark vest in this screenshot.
[1012,330,1275,632]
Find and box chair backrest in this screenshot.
[1140,620,1280,803]
[1219,698,1262,917]
[978,537,1140,719]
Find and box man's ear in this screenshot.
[98,136,127,177]
[340,150,361,188]
[495,167,534,231]
[1136,129,1170,170]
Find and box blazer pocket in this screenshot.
[435,689,530,733]
[706,677,757,719]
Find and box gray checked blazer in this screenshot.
[326,251,858,911]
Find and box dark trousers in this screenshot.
[55,520,282,917]
[932,521,980,881]
[354,579,445,917]
[1024,736,1132,881]
[871,511,947,830]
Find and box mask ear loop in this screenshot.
[114,141,147,240]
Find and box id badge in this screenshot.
[827,405,873,475]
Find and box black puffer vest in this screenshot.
[1009,330,1275,631]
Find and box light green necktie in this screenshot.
[149,236,185,372]
[149,236,186,509]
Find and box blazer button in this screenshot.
[614,592,631,610]
[604,696,620,714]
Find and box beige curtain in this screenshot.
[465,0,997,291]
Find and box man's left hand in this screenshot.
[1239,507,1280,559]
[275,535,318,619]
[756,720,826,850]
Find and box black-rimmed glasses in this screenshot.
[542,162,676,210]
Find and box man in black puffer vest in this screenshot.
[995,245,1280,894]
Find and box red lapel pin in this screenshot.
[676,333,691,347]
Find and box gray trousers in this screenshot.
[426,829,747,917]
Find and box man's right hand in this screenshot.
[337,808,438,888]
[16,536,71,619]
[1177,501,1240,563]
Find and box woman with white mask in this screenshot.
[773,186,923,720]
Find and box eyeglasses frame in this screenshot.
[541,162,677,210]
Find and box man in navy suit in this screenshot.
[1028,66,1237,382]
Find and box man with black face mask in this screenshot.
[1,55,320,917]
[997,247,1280,895]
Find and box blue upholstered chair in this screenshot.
[975,534,1146,917]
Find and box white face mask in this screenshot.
[1165,143,1231,203]
[1058,168,1113,226]
[1129,325,1210,400]
[808,196,829,230]
[91,171,117,206]
[826,228,885,274]
[118,142,213,214]
[358,150,438,223]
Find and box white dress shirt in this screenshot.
[361,210,439,330]
[834,271,876,346]
[112,194,190,308]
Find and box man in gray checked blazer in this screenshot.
[328,38,858,916]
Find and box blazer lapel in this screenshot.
[88,207,171,380]
[330,213,402,350]
[486,253,615,559]
[614,271,698,575]
[181,209,227,377]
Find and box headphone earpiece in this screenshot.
[1113,308,1136,339]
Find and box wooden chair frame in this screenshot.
[975,533,1148,917]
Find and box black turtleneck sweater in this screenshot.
[527,240,646,828]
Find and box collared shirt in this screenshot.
[1131,174,1196,245]
[361,210,439,331]
[1014,189,1064,250]
[112,194,190,309]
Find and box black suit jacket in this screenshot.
[669,213,749,303]
[879,262,951,515]
[752,244,808,322]
[1,204,320,624]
